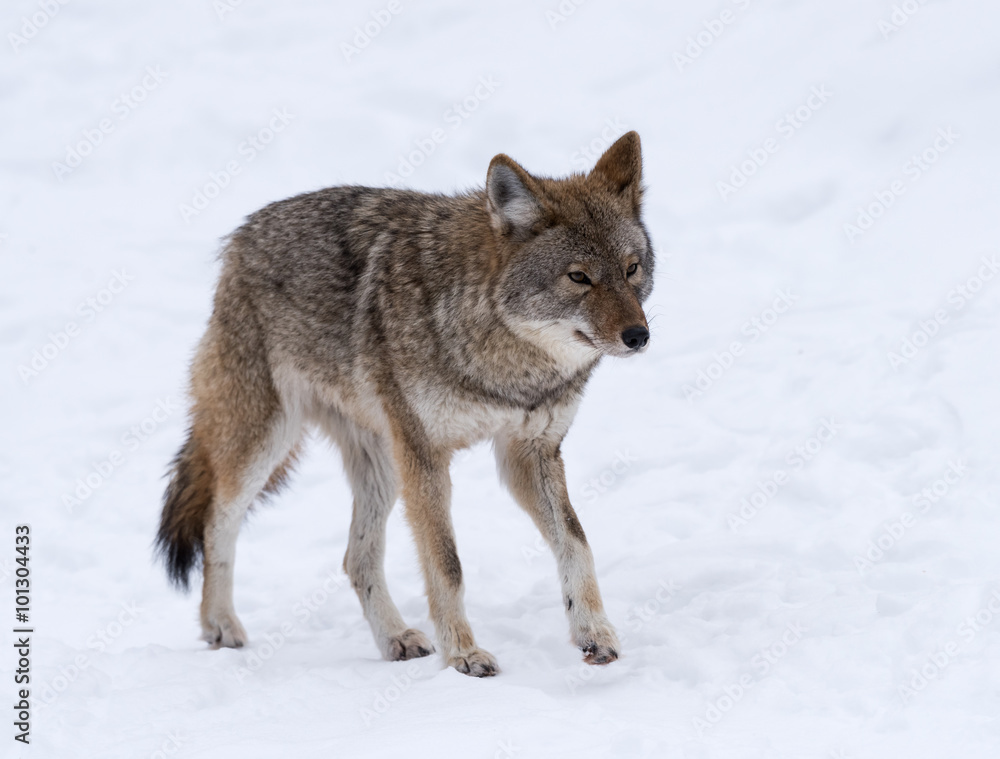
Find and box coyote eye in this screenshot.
[626,262,639,277]
[568,271,592,285]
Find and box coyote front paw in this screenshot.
[448,648,499,677]
[387,629,435,661]
[576,623,620,665]
[581,640,618,665]
[202,613,247,649]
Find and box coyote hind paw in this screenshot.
[202,613,247,649]
[387,629,435,661]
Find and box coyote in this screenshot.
[156,132,654,676]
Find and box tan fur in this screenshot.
[156,132,655,675]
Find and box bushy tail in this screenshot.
[156,430,214,591]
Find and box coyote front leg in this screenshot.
[389,421,498,677]
[496,434,619,664]
[327,416,435,662]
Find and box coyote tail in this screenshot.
[156,430,213,590]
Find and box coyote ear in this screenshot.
[589,131,643,213]
[486,155,544,241]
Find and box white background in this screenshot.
[3,0,1000,757]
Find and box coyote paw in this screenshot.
[449,649,499,677]
[387,629,435,661]
[202,613,247,649]
[577,623,620,665]
[581,640,619,665]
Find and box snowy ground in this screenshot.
[3,0,1000,757]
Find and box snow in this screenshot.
[3,0,1000,756]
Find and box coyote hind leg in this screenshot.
[199,406,303,648]
[184,295,304,648]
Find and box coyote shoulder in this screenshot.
[157,132,654,676]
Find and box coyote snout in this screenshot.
[570,273,651,359]
[157,131,655,677]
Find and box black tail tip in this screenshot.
[156,535,192,593]
[154,525,199,592]
[157,431,211,592]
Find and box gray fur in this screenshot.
[159,132,654,676]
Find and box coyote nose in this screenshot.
[621,326,649,350]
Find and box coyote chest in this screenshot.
[408,378,580,450]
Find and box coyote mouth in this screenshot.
[573,330,597,348]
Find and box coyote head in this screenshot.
[486,131,654,363]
